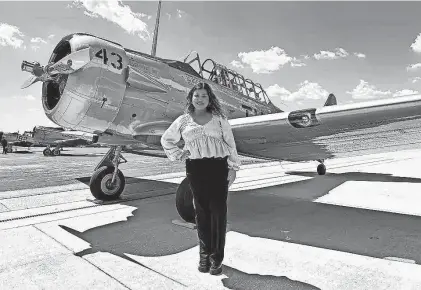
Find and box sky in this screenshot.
[0,1,421,133]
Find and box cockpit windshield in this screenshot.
[182,51,271,105]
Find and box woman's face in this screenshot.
[192,88,210,111]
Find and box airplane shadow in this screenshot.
[222,266,320,290]
[59,170,421,287]
[271,170,421,200]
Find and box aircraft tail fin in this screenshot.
[324,93,337,107]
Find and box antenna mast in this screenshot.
[151,0,162,57]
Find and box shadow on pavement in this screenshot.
[259,170,421,200]
[58,170,421,287]
[222,265,321,290]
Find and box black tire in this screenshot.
[90,166,126,200]
[317,163,326,175]
[52,149,60,156]
[175,177,195,223]
[43,148,51,156]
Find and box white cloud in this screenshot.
[237,46,293,74]
[290,62,306,67]
[25,95,36,101]
[266,84,291,101]
[48,34,55,39]
[266,81,329,102]
[335,48,349,58]
[406,63,421,72]
[72,0,151,40]
[346,80,391,100]
[411,77,421,83]
[11,94,36,101]
[410,33,421,53]
[230,60,244,69]
[354,52,366,58]
[30,37,47,44]
[0,23,24,48]
[314,50,336,60]
[393,89,419,97]
[177,9,186,18]
[84,10,99,18]
[290,57,307,67]
[31,45,41,51]
[314,47,349,60]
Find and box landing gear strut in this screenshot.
[90,146,127,200]
[317,159,326,175]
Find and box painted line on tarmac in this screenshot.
[0,187,176,225]
[0,164,46,170]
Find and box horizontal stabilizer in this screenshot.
[324,93,337,107]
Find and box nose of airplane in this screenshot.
[20,48,91,90]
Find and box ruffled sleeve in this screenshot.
[220,117,241,171]
[161,115,186,161]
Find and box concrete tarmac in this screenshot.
[1,147,421,289]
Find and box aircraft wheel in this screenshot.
[175,177,195,223]
[7,148,12,153]
[43,148,51,156]
[317,163,326,175]
[52,149,60,156]
[90,166,126,201]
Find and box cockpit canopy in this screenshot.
[183,51,272,105]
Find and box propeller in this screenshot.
[20,47,91,89]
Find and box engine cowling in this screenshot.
[42,33,128,134]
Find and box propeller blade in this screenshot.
[21,76,40,89]
[47,47,91,75]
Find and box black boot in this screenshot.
[209,262,223,275]
[198,244,210,273]
[209,210,227,275]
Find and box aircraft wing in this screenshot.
[122,148,167,158]
[229,94,421,162]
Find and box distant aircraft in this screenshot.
[0,131,34,153]
[19,14,421,223]
[31,126,98,156]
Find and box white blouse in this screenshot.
[161,113,241,171]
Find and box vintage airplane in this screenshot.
[0,131,34,152]
[31,125,98,156]
[20,31,421,224]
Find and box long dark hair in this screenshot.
[185,82,226,118]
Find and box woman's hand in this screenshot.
[227,168,236,188]
[179,150,191,161]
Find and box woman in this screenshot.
[161,82,241,275]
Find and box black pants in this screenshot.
[2,146,6,154]
[186,157,229,265]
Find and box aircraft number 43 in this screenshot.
[95,48,123,70]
